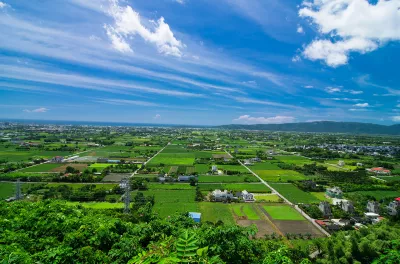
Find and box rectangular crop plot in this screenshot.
[275,156,313,165]
[263,205,305,220]
[88,163,111,172]
[198,175,259,183]
[347,190,400,200]
[269,183,320,204]
[132,190,197,218]
[251,162,281,170]
[231,204,260,220]
[195,164,209,174]
[19,163,63,172]
[168,166,178,174]
[185,166,195,174]
[198,183,271,193]
[148,153,195,166]
[199,202,235,224]
[254,194,281,202]
[254,170,306,182]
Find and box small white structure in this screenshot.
[211,189,234,202]
[356,162,363,167]
[364,212,381,224]
[243,159,253,166]
[211,165,218,172]
[338,160,345,167]
[340,200,355,213]
[240,190,255,202]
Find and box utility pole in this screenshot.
[122,178,130,214]
[15,179,22,200]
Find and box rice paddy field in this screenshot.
[198,183,271,193]
[263,205,305,220]
[132,189,198,217]
[253,170,306,182]
[231,204,260,220]
[269,183,320,204]
[0,147,73,162]
[198,202,235,224]
[198,175,259,183]
[19,163,63,172]
[274,156,313,165]
[87,163,111,172]
[254,194,281,202]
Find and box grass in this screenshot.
[310,192,331,202]
[195,164,209,174]
[0,182,45,199]
[19,163,63,172]
[251,162,281,170]
[148,153,195,166]
[263,205,305,220]
[67,202,124,209]
[131,190,197,218]
[198,183,271,193]
[254,194,281,202]
[347,190,400,200]
[242,204,260,220]
[198,175,259,183]
[88,163,111,172]
[198,202,235,224]
[269,183,320,204]
[232,204,245,217]
[254,170,306,182]
[275,156,312,165]
[218,165,248,173]
[148,183,195,190]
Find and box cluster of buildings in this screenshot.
[297,144,399,157]
[367,167,391,175]
[211,189,255,202]
[243,157,261,166]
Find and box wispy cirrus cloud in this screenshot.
[23,107,49,113]
[233,114,296,124]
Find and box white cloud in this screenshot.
[297,25,304,34]
[292,55,301,62]
[345,89,363,95]
[175,0,185,4]
[325,87,341,93]
[349,108,367,112]
[332,98,361,102]
[304,85,313,88]
[354,103,369,108]
[0,2,8,8]
[253,71,284,87]
[392,116,400,122]
[23,107,49,113]
[96,98,159,107]
[105,0,184,57]
[233,115,296,124]
[299,0,400,67]
[241,80,258,87]
[154,114,161,119]
[397,104,400,108]
[302,38,378,67]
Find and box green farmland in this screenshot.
[198,183,271,193]
[19,163,62,172]
[254,170,306,182]
[198,202,235,224]
[198,175,259,183]
[269,183,320,204]
[263,205,305,220]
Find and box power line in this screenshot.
[121,178,131,214]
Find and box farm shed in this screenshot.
[188,212,201,223]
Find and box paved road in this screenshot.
[225,150,331,237]
[130,142,170,177]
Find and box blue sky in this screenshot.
[0,0,399,125]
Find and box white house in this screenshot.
[319,201,332,218]
[211,165,218,172]
[240,190,255,202]
[52,156,64,163]
[338,160,345,167]
[211,190,234,202]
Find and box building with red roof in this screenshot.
[368,167,391,175]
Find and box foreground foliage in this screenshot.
[0,201,399,263]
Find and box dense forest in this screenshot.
[1,201,399,263]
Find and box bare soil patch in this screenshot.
[102,173,131,182]
[237,220,275,238]
[50,163,88,172]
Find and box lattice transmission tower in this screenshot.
[121,178,131,214]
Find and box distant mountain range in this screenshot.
[217,121,400,135]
